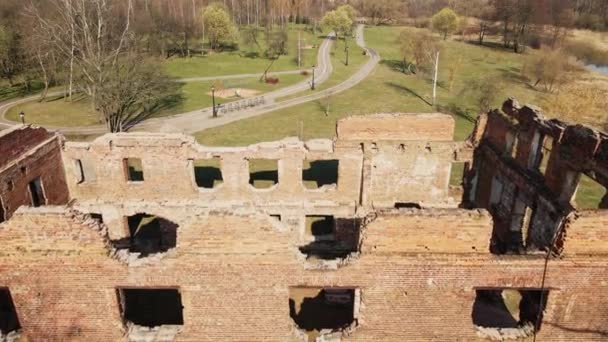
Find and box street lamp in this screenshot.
[211,85,217,118]
[19,111,25,124]
[311,65,316,90]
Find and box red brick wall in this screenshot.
[0,127,69,221]
[1,207,607,341]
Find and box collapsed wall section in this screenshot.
[468,99,608,255]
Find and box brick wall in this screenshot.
[0,206,607,341]
[0,126,69,222]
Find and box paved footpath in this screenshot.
[0,25,379,135]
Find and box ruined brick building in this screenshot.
[0,99,607,341]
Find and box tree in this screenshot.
[96,58,178,132]
[336,4,357,22]
[28,0,177,132]
[461,76,504,113]
[203,3,239,51]
[476,4,496,45]
[529,48,571,93]
[243,25,262,50]
[0,25,24,86]
[321,8,354,65]
[321,9,353,39]
[432,8,458,40]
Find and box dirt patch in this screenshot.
[207,88,261,99]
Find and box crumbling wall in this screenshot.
[63,114,463,209]
[0,126,69,222]
[0,206,607,341]
[468,99,608,254]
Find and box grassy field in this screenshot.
[164,25,321,78]
[196,25,607,146]
[5,74,307,127]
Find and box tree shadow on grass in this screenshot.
[380,59,413,74]
[497,66,530,84]
[464,39,513,52]
[436,102,476,123]
[385,82,432,106]
[123,82,185,130]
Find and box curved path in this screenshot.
[0,25,379,135]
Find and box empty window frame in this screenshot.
[449,162,465,187]
[117,288,184,328]
[505,131,516,155]
[574,174,607,209]
[472,288,549,336]
[299,216,360,260]
[121,214,178,257]
[74,159,85,184]
[0,288,20,335]
[538,136,553,175]
[124,158,144,182]
[289,287,358,339]
[248,159,278,189]
[0,197,5,224]
[28,177,45,207]
[193,158,223,189]
[302,159,339,189]
[527,131,543,169]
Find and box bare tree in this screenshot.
[96,58,178,132]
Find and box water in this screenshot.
[586,64,608,75]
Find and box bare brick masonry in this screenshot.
[0,102,607,341]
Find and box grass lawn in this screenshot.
[5,94,101,127]
[195,25,605,146]
[576,174,607,209]
[5,74,307,127]
[0,80,46,103]
[164,25,321,78]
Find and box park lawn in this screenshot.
[5,93,100,127]
[164,25,321,78]
[196,25,608,146]
[6,74,307,127]
[277,35,368,101]
[0,80,47,103]
[576,174,607,209]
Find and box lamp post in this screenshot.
[311,65,316,90]
[19,111,25,124]
[211,85,217,118]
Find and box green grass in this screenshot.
[6,94,101,127]
[164,25,321,78]
[194,25,555,146]
[576,174,607,209]
[0,81,46,102]
[5,74,307,127]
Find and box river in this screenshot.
[586,64,608,75]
